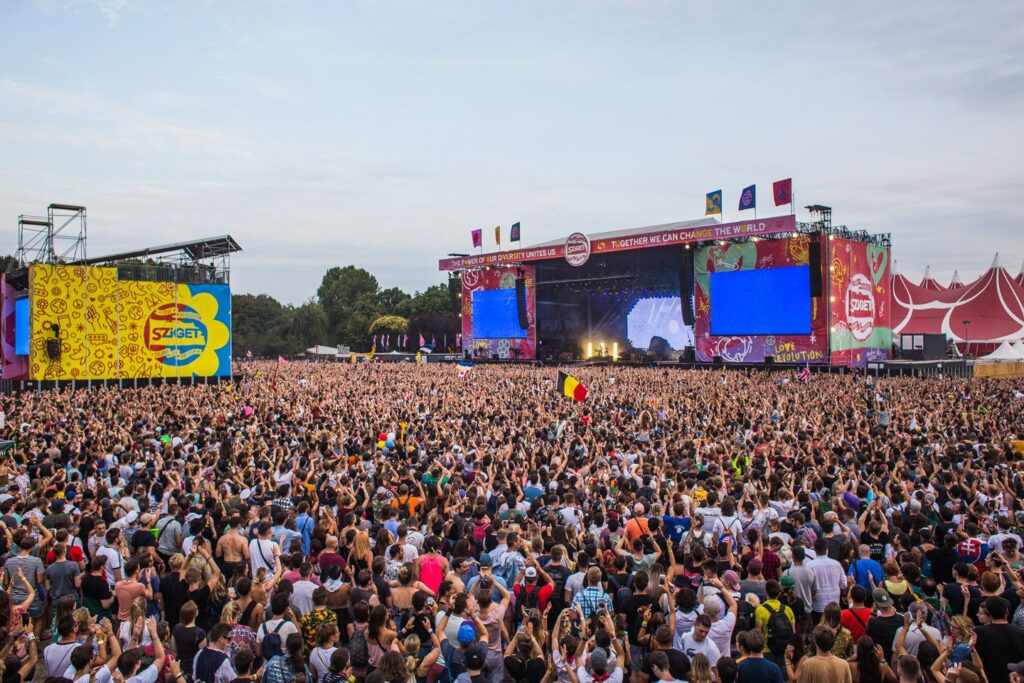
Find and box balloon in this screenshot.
[385,439,395,448]
[160,435,170,444]
[387,432,396,441]
[377,440,386,449]
[378,433,387,441]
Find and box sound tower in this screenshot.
[680,250,695,325]
[514,278,528,329]
[809,239,823,297]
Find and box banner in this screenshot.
[439,215,796,270]
[828,238,892,367]
[0,275,29,380]
[28,264,232,380]
[461,265,536,360]
[694,236,827,364]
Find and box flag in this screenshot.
[246,349,253,359]
[494,225,501,247]
[431,334,436,346]
[419,333,425,346]
[773,178,792,206]
[373,334,377,348]
[277,356,289,366]
[738,185,756,211]
[443,333,447,347]
[457,360,474,379]
[556,371,588,402]
[705,190,723,216]
[471,229,482,248]
[456,333,462,347]
[510,222,521,242]
[368,346,375,360]
[798,364,810,383]
[403,334,409,348]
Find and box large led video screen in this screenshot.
[14,298,29,356]
[710,265,811,335]
[627,296,694,350]
[471,289,527,338]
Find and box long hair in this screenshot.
[855,636,883,683]
[352,531,371,561]
[129,597,147,641]
[402,635,420,676]
[284,632,305,676]
[377,651,408,682]
[689,653,713,683]
[54,595,77,632]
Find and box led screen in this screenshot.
[471,289,527,338]
[710,265,811,335]
[14,298,29,356]
[627,296,694,350]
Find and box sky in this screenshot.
[1,1,1022,304]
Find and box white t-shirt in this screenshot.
[43,641,78,677]
[125,664,160,683]
[310,646,336,680]
[708,611,737,659]
[95,545,123,587]
[249,538,279,576]
[257,618,298,641]
[575,665,623,683]
[679,631,721,666]
[65,664,113,683]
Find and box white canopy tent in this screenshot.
[978,341,1024,363]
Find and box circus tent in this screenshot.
[919,266,945,291]
[892,255,1024,350]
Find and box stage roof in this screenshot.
[439,214,798,270]
[76,235,241,265]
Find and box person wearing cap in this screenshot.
[864,588,903,662]
[513,563,553,617]
[703,577,738,660]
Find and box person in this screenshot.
[807,539,846,622]
[974,596,1024,683]
[193,623,236,683]
[736,629,784,683]
[865,589,904,662]
[117,616,176,683]
[679,614,722,667]
[788,624,852,683]
[44,542,82,604]
[172,601,207,680]
[841,586,873,644]
[755,580,795,672]
[848,637,896,683]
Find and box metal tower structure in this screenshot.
[14,203,87,269]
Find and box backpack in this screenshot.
[260,620,287,661]
[348,626,370,668]
[734,597,756,638]
[397,497,413,521]
[516,585,541,625]
[763,603,794,653]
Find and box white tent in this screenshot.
[978,341,1024,363]
[305,345,339,357]
[1013,340,1024,356]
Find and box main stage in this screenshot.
[441,213,893,369]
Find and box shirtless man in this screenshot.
[215,514,250,581]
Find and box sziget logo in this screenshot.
[144,303,208,365]
[845,273,875,342]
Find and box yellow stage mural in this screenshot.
[29,264,231,380]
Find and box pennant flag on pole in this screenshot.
[373,334,377,348]
[798,363,810,383]
[738,185,756,211]
[277,356,289,366]
[403,334,409,348]
[431,334,436,346]
[246,350,253,359]
[456,333,462,347]
[457,360,474,378]
[773,178,792,206]
[556,371,588,402]
[705,190,723,216]
[510,222,521,242]
[471,229,482,248]
[494,225,501,247]
[419,333,425,346]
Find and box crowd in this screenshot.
[0,361,1023,683]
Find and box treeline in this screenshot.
[234,265,459,357]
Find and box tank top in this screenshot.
[419,555,445,594]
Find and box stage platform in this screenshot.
[1,374,243,393]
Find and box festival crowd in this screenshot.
[0,362,1023,683]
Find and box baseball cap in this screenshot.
[478,553,492,567]
[780,575,795,590]
[872,588,893,608]
[464,647,484,669]
[1009,662,1024,674]
[457,621,477,645]
[590,648,609,673]
[525,567,538,579]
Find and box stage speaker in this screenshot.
[679,253,695,326]
[515,278,528,329]
[649,336,672,361]
[712,355,723,366]
[681,346,696,363]
[764,355,775,366]
[46,339,61,360]
[809,240,823,297]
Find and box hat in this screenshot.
[478,553,492,567]
[589,648,609,674]
[872,588,893,608]
[780,575,795,590]
[457,621,477,645]
[748,558,763,574]
[464,647,484,669]
[525,566,538,580]
[1009,662,1024,674]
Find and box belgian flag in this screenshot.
[557,371,588,402]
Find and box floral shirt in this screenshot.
[300,608,337,650]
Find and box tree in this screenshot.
[232,294,289,357]
[408,283,458,318]
[317,266,381,347]
[369,315,409,335]
[377,287,411,316]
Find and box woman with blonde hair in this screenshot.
[401,631,444,682]
[220,599,257,662]
[117,596,152,648]
[347,530,373,576]
[688,653,714,683]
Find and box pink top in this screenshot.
[419,554,445,595]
